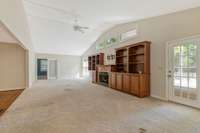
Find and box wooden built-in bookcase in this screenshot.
[88,56,92,70]
[115,41,150,74]
[88,41,151,98]
[88,53,104,71]
[88,53,104,83]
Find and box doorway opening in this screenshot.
[37,59,58,80]
[37,59,48,80]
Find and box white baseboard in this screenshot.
[151,95,168,101]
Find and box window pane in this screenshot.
[40,60,48,72]
[174,76,180,87]
[180,68,187,77]
[181,44,188,67]
[188,43,197,67]
[189,72,196,78]
[174,68,181,77]
[121,29,137,41]
[173,46,181,67]
[173,43,198,90]
[189,77,197,89]
[180,76,188,88]
[188,43,197,89]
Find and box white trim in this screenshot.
[151,95,168,101]
[170,97,200,109]
[35,56,38,81]
[165,43,170,101]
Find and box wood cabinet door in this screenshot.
[92,71,97,83]
[110,73,116,89]
[123,74,130,93]
[116,73,123,90]
[130,75,139,95]
[139,75,150,97]
[109,73,112,88]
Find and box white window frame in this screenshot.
[120,26,138,42]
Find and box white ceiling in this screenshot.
[23,0,200,56]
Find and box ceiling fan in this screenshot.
[73,19,89,33]
[25,0,89,33]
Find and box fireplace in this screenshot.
[99,72,109,86]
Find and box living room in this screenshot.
[0,0,200,133]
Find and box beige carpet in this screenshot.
[0,79,200,133]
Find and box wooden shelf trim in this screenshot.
[129,53,144,56]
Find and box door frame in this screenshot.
[165,35,200,108]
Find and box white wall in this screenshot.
[83,7,200,99]
[0,0,36,87]
[36,54,81,79]
[0,22,19,44]
[0,43,27,90]
[0,0,32,50]
[28,50,36,86]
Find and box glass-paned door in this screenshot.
[168,37,200,108]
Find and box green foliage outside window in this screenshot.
[174,43,197,73]
[96,36,120,51]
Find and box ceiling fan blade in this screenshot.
[81,27,89,29]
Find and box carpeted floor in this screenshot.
[0,79,199,133]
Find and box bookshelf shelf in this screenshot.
[129,53,144,56]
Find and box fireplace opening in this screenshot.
[99,72,109,86]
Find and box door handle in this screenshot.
[168,70,172,78]
[168,74,172,78]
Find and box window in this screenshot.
[40,60,48,72]
[120,29,137,41]
[173,43,197,89]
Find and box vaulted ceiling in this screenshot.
[0,22,19,44]
[23,0,200,55]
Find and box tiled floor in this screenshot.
[0,79,199,133]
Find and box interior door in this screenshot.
[167,37,200,108]
[48,59,57,79]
